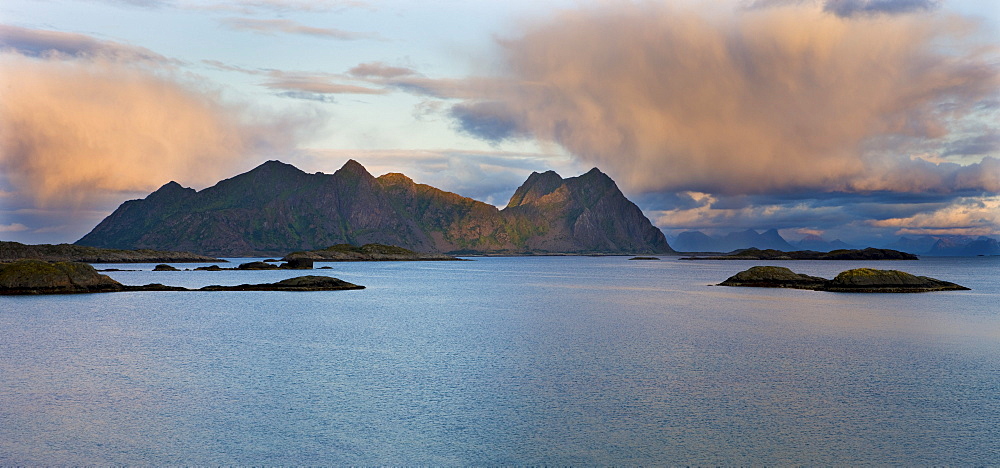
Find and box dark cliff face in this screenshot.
[76,160,674,256]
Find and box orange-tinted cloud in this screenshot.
[452,2,998,195]
[0,51,317,209]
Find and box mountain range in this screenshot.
[76,160,674,257]
[886,235,1000,256]
[671,229,856,253]
[672,229,998,256]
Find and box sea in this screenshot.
[1,256,997,465]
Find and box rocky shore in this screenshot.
[0,241,223,263]
[283,243,461,262]
[718,266,968,293]
[0,260,363,295]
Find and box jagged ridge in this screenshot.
[77,160,674,257]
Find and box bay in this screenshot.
[1,256,998,464]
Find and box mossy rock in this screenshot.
[0,260,124,295]
[199,275,364,291]
[823,268,969,292]
[718,266,827,289]
[718,266,969,293]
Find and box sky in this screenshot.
[1,0,997,246]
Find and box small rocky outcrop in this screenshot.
[0,260,124,295]
[199,275,363,291]
[237,261,280,270]
[717,266,828,290]
[822,268,969,293]
[628,256,660,260]
[0,260,363,294]
[718,266,968,293]
[279,258,314,269]
[153,264,180,271]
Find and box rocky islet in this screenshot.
[718,266,969,293]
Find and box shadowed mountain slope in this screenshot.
[77,160,674,256]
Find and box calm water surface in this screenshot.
[1,256,998,464]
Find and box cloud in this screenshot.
[943,134,1000,157]
[823,0,941,17]
[203,60,387,99]
[451,2,998,198]
[262,77,388,95]
[868,196,1000,236]
[95,0,373,13]
[349,61,418,79]
[742,0,942,17]
[193,0,371,13]
[449,101,520,143]
[0,24,172,64]
[0,223,29,233]
[219,17,376,40]
[0,51,323,210]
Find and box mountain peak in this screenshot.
[240,160,308,182]
[335,159,374,179]
[146,180,194,201]
[506,170,564,208]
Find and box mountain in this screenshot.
[673,231,718,252]
[672,229,794,252]
[77,160,674,256]
[794,234,856,252]
[885,235,1000,256]
[925,237,1000,256]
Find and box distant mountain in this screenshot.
[673,229,794,252]
[925,237,1000,256]
[885,235,1000,256]
[885,236,942,254]
[673,231,718,252]
[77,160,674,256]
[794,234,857,252]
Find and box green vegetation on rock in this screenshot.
[0,260,124,295]
[718,266,969,293]
[0,260,363,295]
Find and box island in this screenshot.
[717,266,968,293]
[0,241,224,263]
[683,247,917,261]
[0,260,363,295]
[283,243,461,262]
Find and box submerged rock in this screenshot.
[0,260,124,295]
[628,256,660,260]
[718,266,969,293]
